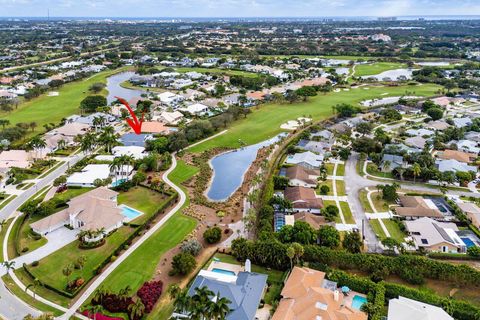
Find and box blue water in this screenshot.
[206,133,287,201]
[120,205,143,220]
[352,295,368,310]
[106,71,146,104]
[111,179,127,187]
[461,237,476,248]
[212,268,236,276]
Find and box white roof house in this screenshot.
[285,151,324,170]
[405,128,434,137]
[387,296,453,320]
[154,110,184,125]
[67,164,111,187]
[158,91,184,105]
[112,146,146,159]
[452,117,473,128]
[180,103,209,116]
[453,140,480,154]
[435,159,477,173]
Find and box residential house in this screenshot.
[294,212,329,230]
[404,136,428,149]
[66,164,132,187]
[404,217,466,253]
[153,111,184,125]
[435,159,477,173]
[119,133,153,147]
[112,146,146,159]
[405,128,434,137]
[284,186,323,214]
[136,121,171,134]
[436,149,476,163]
[180,103,209,116]
[310,130,335,144]
[387,296,453,320]
[381,154,405,172]
[451,117,472,128]
[297,139,332,153]
[0,150,32,172]
[458,202,480,229]
[464,131,480,143]
[158,91,184,106]
[272,267,367,320]
[452,140,480,154]
[181,88,206,101]
[285,151,324,170]
[286,166,319,188]
[395,196,443,220]
[50,122,90,137]
[426,120,450,131]
[31,187,125,237]
[173,270,267,320]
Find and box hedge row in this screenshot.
[324,268,479,320]
[428,252,480,261]
[23,263,74,299]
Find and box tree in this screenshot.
[333,103,361,118]
[209,293,232,319]
[381,237,400,252]
[23,314,54,320]
[62,263,74,286]
[412,162,421,183]
[180,239,203,256]
[0,119,10,129]
[203,226,222,244]
[2,260,15,275]
[296,86,317,101]
[290,242,304,265]
[319,185,330,195]
[467,246,480,257]
[342,231,363,253]
[89,83,106,94]
[168,284,182,300]
[80,132,96,154]
[132,171,146,185]
[171,252,196,275]
[128,300,145,320]
[25,278,42,299]
[338,148,351,161]
[380,183,399,202]
[80,95,107,113]
[427,107,444,120]
[322,205,339,221]
[291,221,317,245]
[286,246,295,269]
[317,225,340,249]
[356,122,374,135]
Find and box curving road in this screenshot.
[60,153,186,319]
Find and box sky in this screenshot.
[1,0,480,18]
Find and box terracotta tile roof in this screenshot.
[286,166,319,185]
[135,121,170,134]
[295,212,328,229]
[284,186,324,210]
[437,149,476,164]
[395,196,443,218]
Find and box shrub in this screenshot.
[203,226,222,244]
[319,185,330,195]
[31,261,39,267]
[137,280,163,313]
[92,293,133,314]
[180,239,203,256]
[171,252,196,275]
[467,246,480,257]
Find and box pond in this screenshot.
[206,134,287,202]
[361,95,421,107]
[361,68,416,81]
[106,71,146,104]
[416,61,450,67]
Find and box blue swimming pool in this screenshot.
[120,205,143,220]
[351,295,367,310]
[461,237,476,248]
[111,179,127,187]
[212,268,236,276]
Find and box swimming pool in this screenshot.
[119,204,143,221]
[211,268,236,276]
[351,295,367,310]
[111,179,127,187]
[461,237,476,248]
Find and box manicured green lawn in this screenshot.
[18,215,48,255]
[366,163,394,179]
[168,160,199,185]
[354,62,407,77]
[336,163,345,176]
[359,189,374,213]
[29,226,135,293]
[339,201,355,224]
[0,67,129,138]
[95,213,196,294]
[0,195,16,210]
[336,180,346,196]
[117,186,168,224]
[369,219,387,239]
[324,163,335,176]
[316,179,333,195]
[2,274,65,315]
[188,83,441,153]
[0,218,13,262]
[383,219,407,243]
[371,191,394,212]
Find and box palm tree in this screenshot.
[0,219,7,232]
[382,160,391,172]
[118,285,132,300]
[25,278,42,299]
[28,136,47,159]
[76,255,87,270]
[0,119,10,129]
[80,132,96,155]
[99,126,117,153]
[174,289,191,314]
[109,157,121,184]
[62,263,74,286]
[2,260,15,275]
[29,121,37,132]
[128,300,145,320]
[168,284,181,300]
[57,139,67,150]
[412,162,421,183]
[209,293,232,320]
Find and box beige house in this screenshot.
[0,150,33,171]
[458,202,480,229]
[395,196,443,220]
[284,186,323,214]
[31,187,125,237]
[404,217,466,253]
[286,165,319,188]
[272,267,367,320]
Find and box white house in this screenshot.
[153,110,184,125]
[66,164,133,187]
[285,151,324,169]
[180,103,209,116]
[158,91,184,106]
[112,146,146,159]
[387,296,453,320]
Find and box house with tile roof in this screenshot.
[395,196,444,220]
[286,165,319,188]
[435,159,477,173]
[284,186,323,214]
[458,202,480,229]
[285,151,324,170]
[31,187,125,236]
[272,267,367,320]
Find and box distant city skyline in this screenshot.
[1,0,480,18]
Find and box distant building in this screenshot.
[388,296,453,320]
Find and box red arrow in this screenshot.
[115,96,143,134]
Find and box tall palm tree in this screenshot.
[28,136,47,159]
[128,300,145,320]
[109,157,121,184]
[412,162,421,183]
[25,278,42,299]
[168,284,181,300]
[0,119,10,129]
[174,289,191,314]
[80,132,96,155]
[99,126,117,153]
[2,260,15,275]
[62,263,74,286]
[209,294,232,320]
[382,160,391,172]
[118,285,132,300]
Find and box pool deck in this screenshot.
[207,261,244,275]
[342,291,367,310]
